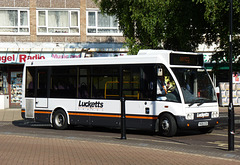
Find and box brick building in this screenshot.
[0,0,126,108]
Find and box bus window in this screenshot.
[140,66,155,100]
[122,66,140,99]
[51,66,77,98]
[172,68,217,104]
[37,68,48,97]
[26,67,35,97]
[157,65,181,103]
[79,67,91,98]
[91,66,120,99]
[122,65,155,100]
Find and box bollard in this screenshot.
[121,97,126,139]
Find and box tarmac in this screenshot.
[0,107,240,165]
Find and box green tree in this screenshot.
[195,0,240,66]
[94,0,216,54]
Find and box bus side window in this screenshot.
[79,68,91,98]
[37,69,48,97]
[122,65,155,100]
[122,66,140,100]
[78,82,89,98]
[92,66,120,99]
[51,66,77,98]
[140,65,155,100]
[26,67,35,97]
[157,65,181,103]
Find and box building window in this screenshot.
[0,9,29,35]
[87,10,122,36]
[37,9,80,35]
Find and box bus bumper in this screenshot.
[175,116,219,129]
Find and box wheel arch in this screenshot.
[155,111,178,133]
[51,107,70,125]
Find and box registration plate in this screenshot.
[198,121,208,126]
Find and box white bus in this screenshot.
[21,50,219,136]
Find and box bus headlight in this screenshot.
[212,111,219,118]
[186,113,194,120]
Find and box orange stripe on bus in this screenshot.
[69,113,157,120]
[28,111,157,120]
[69,113,121,118]
[35,111,52,114]
[126,116,158,120]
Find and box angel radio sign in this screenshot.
[0,53,82,64]
[0,54,45,63]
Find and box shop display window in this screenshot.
[219,82,240,106]
[11,72,22,104]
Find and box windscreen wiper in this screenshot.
[197,99,209,106]
[188,100,197,107]
[188,99,205,107]
[197,102,204,106]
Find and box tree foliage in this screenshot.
[195,0,240,65]
[94,0,240,58]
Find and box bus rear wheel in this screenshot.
[52,109,68,130]
[159,113,177,137]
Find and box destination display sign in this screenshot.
[170,53,203,66]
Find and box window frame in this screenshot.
[36,9,80,36]
[0,8,30,35]
[86,9,122,36]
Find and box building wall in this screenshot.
[0,0,126,108]
[0,0,125,47]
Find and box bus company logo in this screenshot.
[79,101,104,109]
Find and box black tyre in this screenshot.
[159,113,177,137]
[52,109,68,130]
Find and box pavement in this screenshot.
[219,106,240,123]
[0,108,22,121]
[0,107,240,165]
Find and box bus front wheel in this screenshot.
[52,109,68,130]
[159,113,177,137]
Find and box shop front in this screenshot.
[0,64,24,108]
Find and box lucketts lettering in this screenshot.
[79,101,104,108]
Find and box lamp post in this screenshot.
[228,0,234,151]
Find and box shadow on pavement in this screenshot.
[12,120,52,129]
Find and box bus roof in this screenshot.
[24,49,203,67]
[137,49,200,56]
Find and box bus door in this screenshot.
[125,100,154,129]
[122,65,156,130]
[35,67,49,108]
